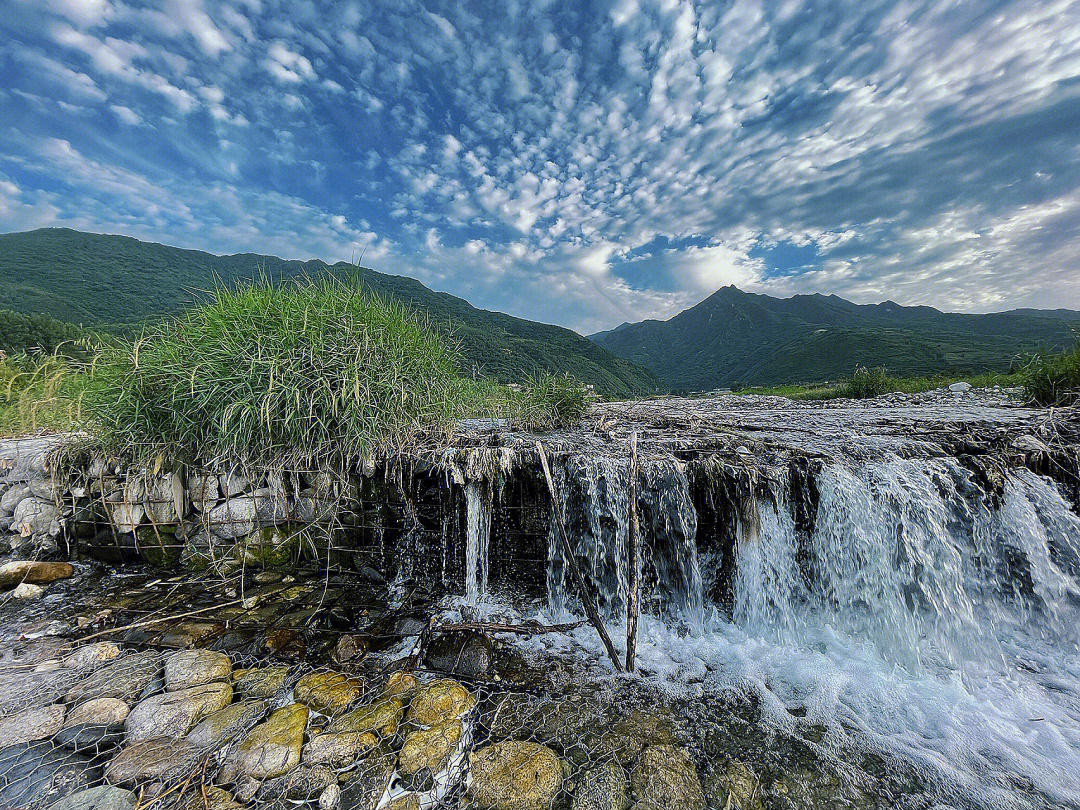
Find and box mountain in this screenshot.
[590,286,1080,391]
[0,229,658,398]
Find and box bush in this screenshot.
[841,365,893,399]
[1020,346,1080,406]
[506,372,592,431]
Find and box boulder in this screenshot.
[573,759,630,810]
[1,668,82,714]
[327,696,402,738]
[0,704,66,747]
[45,784,137,810]
[425,630,493,679]
[144,471,185,524]
[56,697,130,752]
[294,671,362,714]
[234,664,291,698]
[339,748,396,810]
[406,678,475,727]
[397,718,462,776]
[208,496,257,540]
[28,475,62,501]
[221,469,252,498]
[629,745,704,810]
[186,699,269,749]
[11,497,61,537]
[125,681,233,741]
[61,643,120,671]
[0,482,30,517]
[63,650,164,705]
[240,525,300,568]
[188,473,220,512]
[302,730,377,768]
[104,736,202,785]
[252,486,291,524]
[0,560,74,587]
[164,649,232,690]
[64,698,130,729]
[257,764,335,801]
[0,743,96,808]
[380,671,418,700]
[218,703,308,782]
[466,741,564,810]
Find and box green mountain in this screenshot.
[590,286,1080,392]
[0,228,657,398]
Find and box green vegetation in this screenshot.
[736,367,1025,400]
[0,308,96,358]
[0,353,92,435]
[0,228,656,398]
[1020,346,1080,406]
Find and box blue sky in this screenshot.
[2,0,1079,333]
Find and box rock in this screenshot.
[56,697,130,753]
[29,475,62,501]
[240,525,300,568]
[707,760,763,810]
[398,718,462,776]
[295,491,336,523]
[104,736,202,784]
[294,671,362,714]
[252,485,291,524]
[0,704,66,747]
[157,620,225,648]
[386,796,420,810]
[0,482,30,517]
[1,668,82,714]
[133,525,181,567]
[332,634,367,664]
[339,748,396,810]
[11,497,61,537]
[234,664,291,698]
[165,649,232,690]
[327,697,403,738]
[0,743,96,808]
[106,492,143,534]
[12,582,44,599]
[629,745,704,810]
[302,730,377,768]
[188,473,220,512]
[319,783,342,810]
[45,784,137,810]
[219,703,308,782]
[380,671,418,700]
[466,741,564,810]
[1014,434,1050,453]
[186,699,269,749]
[64,650,164,704]
[573,759,629,810]
[949,381,972,393]
[62,643,120,670]
[221,469,252,498]
[406,678,475,727]
[257,764,335,801]
[144,471,185,524]
[64,698,130,729]
[208,496,257,540]
[262,628,305,659]
[425,630,493,679]
[0,559,74,587]
[125,681,233,741]
[174,785,242,810]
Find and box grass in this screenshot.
[0,352,93,436]
[1020,345,1080,406]
[735,366,1027,401]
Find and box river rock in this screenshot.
[64,650,164,704]
[332,633,368,664]
[425,630,493,679]
[221,469,252,498]
[188,473,220,512]
[302,730,377,768]
[107,497,143,534]
[218,703,308,782]
[234,664,291,698]
[380,671,418,700]
[294,671,362,714]
[145,471,185,524]
[0,559,74,587]
[327,696,403,738]
[466,741,564,810]
[45,784,138,810]
[406,678,475,727]
[629,745,704,810]
[28,475,62,501]
[11,497,61,537]
[125,681,233,741]
[208,496,257,539]
[158,619,225,648]
[0,482,30,517]
[386,796,420,810]
[573,759,629,810]
[104,736,202,784]
[56,697,130,752]
[62,643,121,671]
[174,785,242,810]
[319,783,342,810]
[64,697,130,728]
[11,582,43,598]
[339,748,396,810]
[0,742,96,808]
[186,699,269,749]
[1,667,82,714]
[398,718,462,776]
[165,649,232,690]
[257,764,335,801]
[240,525,299,568]
[0,703,66,747]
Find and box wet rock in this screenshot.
[133,526,181,567]
[327,696,403,738]
[380,670,418,700]
[125,681,233,741]
[0,482,30,517]
[629,745,704,810]
[219,703,308,782]
[165,649,232,690]
[406,678,476,727]
[398,718,462,777]
[339,748,396,810]
[241,525,302,568]
[0,704,66,747]
[573,759,629,810]
[425,630,493,679]
[11,497,61,538]
[64,651,164,705]
[61,643,120,671]
[104,736,201,784]
[466,741,564,810]
[46,784,137,810]
[208,496,258,539]
[294,671,362,714]
[704,760,764,810]
[0,560,74,587]
[56,697,130,753]
[1,667,83,714]
[319,783,342,810]
[262,628,305,660]
[174,785,243,810]
[159,620,225,648]
[234,664,291,698]
[386,795,420,810]
[186,699,269,749]
[0,742,97,808]
[12,582,44,599]
[257,764,335,801]
[302,730,377,768]
[332,634,368,664]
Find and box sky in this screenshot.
[2,0,1080,334]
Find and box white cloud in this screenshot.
[110,104,141,124]
[264,41,315,83]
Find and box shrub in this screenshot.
[506,372,592,431]
[841,365,893,399]
[1020,346,1080,406]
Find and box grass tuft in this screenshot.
[1020,345,1080,406]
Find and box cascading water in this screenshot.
[464,480,491,605]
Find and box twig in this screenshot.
[626,430,640,673]
[435,620,586,636]
[536,441,624,672]
[77,597,244,642]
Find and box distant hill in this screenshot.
[590,286,1080,392]
[0,228,658,398]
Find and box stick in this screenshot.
[536,441,624,672]
[626,431,640,673]
[77,598,244,642]
[435,620,586,636]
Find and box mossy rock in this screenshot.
[134,525,181,567]
[294,671,363,714]
[239,524,310,569]
[406,679,475,727]
[328,697,403,738]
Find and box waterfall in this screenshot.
[464,480,491,605]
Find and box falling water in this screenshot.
[464,480,491,604]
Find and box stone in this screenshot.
[294,671,362,714]
[327,697,403,738]
[0,559,74,587]
[425,630,493,679]
[104,736,202,784]
[319,783,342,810]
[29,475,62,501]
[56,697,130,752]
[12,582,44,599]
[332,633,367,664]
[221,469,252,498]
[386,795,420,810]
[397,718,462,776]
[240,525,300,568]
[708,760,764,810]
[174,785,242,810]
[0,704,66,747]
[302,730,377,768]
[64,650,164,704]
[62,643,120,671]
[218,703,308,782]
[208,496,257,539]
[380,671,418,700]
[188,473,220,512]
[949,381,973,393]
[629,745,704,810]
[339,748,396,810]
[0,743,96,808]
[107,498,143,534]
[125,681,233,741]
[0,482,30,517]
[407,678,476,727]
[133,526,181,567]
[234,664,290,698]
[145,471,185,524]
[466,741,564,810]
[11,497,61,537]
[573,759,629,810]
[64,697,130,728]
[1,668,82,715]
[253,485,291,524]
[165,649,232,690]
[186,699,269,749]
[262,628,305,659]
[45,784,137,810]
[158,620,225,648]
[257,764,335,801]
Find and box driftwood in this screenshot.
[626,430,640,673]
[536,441,624,672]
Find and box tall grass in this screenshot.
[1020,345,1080,406]
[0,352,92,436]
